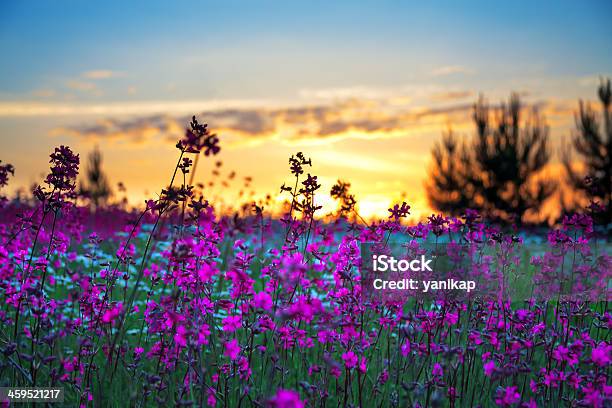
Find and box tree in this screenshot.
[562,79,611,224]
[81,145,111,209]
[425,131,471,215]
[426,93,556,224]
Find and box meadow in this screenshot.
[0,116,610,407]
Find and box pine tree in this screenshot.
[81,146,111,209]
[425,131,471,215]
[562,78,611,224]
[426,93,556,224]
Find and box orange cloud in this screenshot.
[431,65,474,77]
[49,99,480,146]
[82,70,123,79]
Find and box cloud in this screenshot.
[66,80,98,92]
[0,99,274,116]
[51,115,184,144]
[49,99,479,146]
[431,65,474,77]
[82,70,123,80]
[31,88,56,98]
[429,90,474,102]
[50,98,566,147]
[299,86,396,100]
[3,89,568,148]
[61,70,124,96]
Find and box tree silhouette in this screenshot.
[425,131,471,215]
[81,146,111,209]
[426,93,556,224]
[562,78,611,224]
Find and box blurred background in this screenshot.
[0,0,610,222]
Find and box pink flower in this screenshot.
[224,339,240,360]
[468,331,483,345]
[174,325,188,348]
[484,360,496,377]
[237,356,252,380]
[531,322,545,336]
[358,357,367,374]
[342,351,358,369]
[401,341,411,356]
[591,342,610,367]
[222,315,242,332]
[207,388,216,407]
[198,323,211,345]
[489,332,500,349]
[524,398,537,408]
[495,386,520,407]
[330,366,342,379]
[552,345,579,366]
[432,362,443,379]
[269,389,304,408]
[444,312,458,326]
[253,291,273,310]
[317,330,334,344]
[101,303,123,324]
[582,383,603,408]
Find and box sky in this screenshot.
[1,1,611,219]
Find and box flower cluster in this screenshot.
[177,115,220,155]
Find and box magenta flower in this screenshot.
[174,325,188,348]
[432,362,443,379]
[591,342,611,367]
[524,399,537,408]
[342,350,358,369]
[101,303,123,324]
[484,360,496,377]
[269,389,304,408]
[358,357,367,374]
[198,323,211,345]
[582,383,603,407]
[253,291,273,310]
[207,389,217,407]
[401,341,411,356]
[495,386,520,406]
[222,315,242,332]
[224,339,240,360]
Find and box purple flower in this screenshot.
[591,342,611,367]
[253,291,273,311]
[495,386,520,407]
[388,201,411,220]
[484,360,496,377]
[222,315,242,332]
[224,339,240,360]
[342,350,358,369]
[269,389,304,408]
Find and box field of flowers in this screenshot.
[0,117,610,407]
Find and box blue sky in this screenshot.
[1,1,610,101]
[0,1,611,218]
